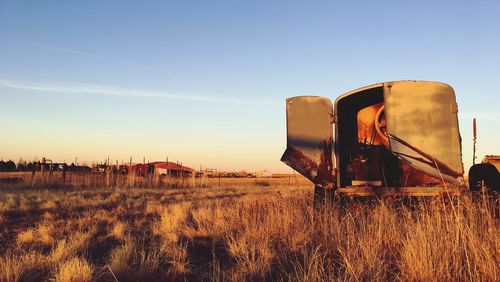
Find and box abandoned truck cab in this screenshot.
[281,81,466,200]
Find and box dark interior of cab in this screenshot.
[336,86,441,188]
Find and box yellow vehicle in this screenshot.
[281,81,480,206]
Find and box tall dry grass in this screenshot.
[2,171,309,190]
[0,183,498,281]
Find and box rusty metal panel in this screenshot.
[281,96,334,185]
[383,81,465,185]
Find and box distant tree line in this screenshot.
[0,160,91,172]
[0,160,16,172]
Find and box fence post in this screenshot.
[115,160,119,188]
[106,157,110,188]
[62,164,67,184]
[31,163,36,188]
[41,157,46,184]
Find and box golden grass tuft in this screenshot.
[161,241,190,275]
[37,223,55,246]
[0,251,47,281]
[153,202,191,243]
[227,231,274,279]
[52,257,94,282]
[16,228,36,246]
[50,231,93,264]
[107,236,135,278]
[16,223,55,247]
[109,221,127,241]
[107,235,165,280]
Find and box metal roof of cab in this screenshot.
[333,80,453,109]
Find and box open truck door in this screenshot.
[281,96,334,186]
[383,81,465,186]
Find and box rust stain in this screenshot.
[281,138,334,186]
[389,134,461,178]
[317,138,334,185]
[281,147,316,182]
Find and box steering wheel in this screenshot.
[374,105,389,144]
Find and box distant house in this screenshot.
[482,155,500,172]
[67,164,92,173]
[130,163,151,177]
[148,162,194,177]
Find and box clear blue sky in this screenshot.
[0,1,499,172]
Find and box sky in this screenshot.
[0,0,499,172]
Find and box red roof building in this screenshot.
[129,163,150,177]
[149,161,194,177]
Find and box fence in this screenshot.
[0,170,310,189]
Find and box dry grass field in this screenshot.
[0,179,499,281]
[0,171,310,189]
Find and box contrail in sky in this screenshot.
[31,42,124,63]
[0,79,278,105]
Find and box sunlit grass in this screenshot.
[0,181,498,281]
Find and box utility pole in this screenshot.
[473,118,477,165]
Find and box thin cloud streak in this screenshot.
[0,79,278,105]
[31,42,124,63]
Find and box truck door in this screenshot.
[383,81,465,185]
[281,96,334,186]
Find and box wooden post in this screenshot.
[128,156,133,188]
[142,157,145,189]
[180,162,186,188]
[178,161,182,187]
[473,118,477,165]
[106,156,110,188]
[31,162,36,188]
[62,164,67,184]
[177,161,180,187]
[167,157,170,189]
[192,163,196,187]
[41,157,46,182]
[116,160,119,188]
[153,164,159,188]
[74,157,78,186]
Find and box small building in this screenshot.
[149,161,194,177]
[482,155,500,172]
[129,163,151,177]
